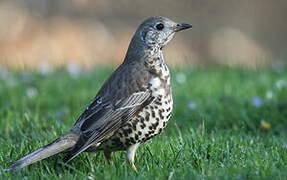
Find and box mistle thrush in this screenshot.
[5,16,192,171]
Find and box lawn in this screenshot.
[0,66,286,179]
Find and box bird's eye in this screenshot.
[155,23,164,30]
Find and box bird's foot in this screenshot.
[103,151,112,165]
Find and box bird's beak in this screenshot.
[174,23,192,32]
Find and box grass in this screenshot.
[0,66,286,179]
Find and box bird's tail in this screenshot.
[4,132,78,171]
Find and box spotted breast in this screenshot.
[97,58,173,151]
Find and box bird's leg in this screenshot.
[126,143,140,173]
[103,151,112,164]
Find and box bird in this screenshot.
[5,16,192,172]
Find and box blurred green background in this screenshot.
[0,0,286,68]
[1,1,287,179]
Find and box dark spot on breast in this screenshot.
[154,121,159,127]
[148,130,155,134]
[134,118,139,124]
[166,113,171,119]
[155,100,162,106]
[146,136,153,141]
[151,122,158,129]
[159,110,164,119]
[118,132,123,138]
[132,124,137,131]
[123,130,129,137]
[130,138,136,144]
[135,134,139,140]
[140,124,146,129]
[145,112,150,121]
[151,110,156,118]
[141,116,146,122]
[127,128,132,134]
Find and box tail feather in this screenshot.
[5,132,78,171]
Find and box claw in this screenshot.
[130,163,138,173]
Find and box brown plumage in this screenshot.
[5,16,192,171]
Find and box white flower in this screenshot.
[175,72,186,84]
[275,79,287,90]
[26,87,38,98]
[66,61,81,76]
[265,91,273,99]
[37,61,53,75]
[0,65,9,79]
[0,65,16,87]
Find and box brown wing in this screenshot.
[63,61,152,163]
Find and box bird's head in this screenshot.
[125,16,192,62]
[137,16,192,48]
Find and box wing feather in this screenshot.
[64,90,153,163]
[63,61,152,163]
